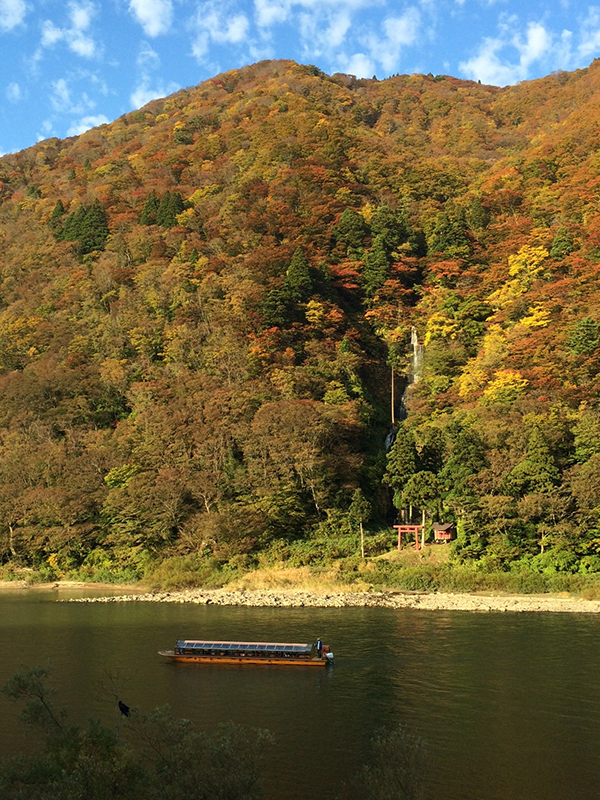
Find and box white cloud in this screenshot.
[130,41,178,109]
[340,51,376,78]
[518,21,552,68]
[578,6,600,59]
[384,10,421,48]
[137,40,161,71]
[50,78,74,112]
[38,119,57,140]
[191,2,250,62]
[6,81,21,102]
[254,0,415,74]
[298,9,351,58]
[255,0,290,27]
[460,20,556,85]
[40,2,101,59]
[67,114,109,136]
[41,21,64,48]
[129,0,172,37]
[130,81,175,108]
[49,77,98,117]
[218,14,249,44]
[70,2,94,30]
[0,0,26,32]
[254,0,383,31]
[366,7,421,72]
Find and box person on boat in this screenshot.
[316,638,323,657]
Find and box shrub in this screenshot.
[143,554,235,590]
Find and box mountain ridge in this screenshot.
[1,58,600,584]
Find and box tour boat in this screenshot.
[159,639,334,666]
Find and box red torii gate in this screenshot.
[393,524,424,551]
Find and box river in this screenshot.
[0,588,599,799]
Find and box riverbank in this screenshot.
[66,586,600,613]
[0,580,145,594]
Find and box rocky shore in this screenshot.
[67,587,600,613]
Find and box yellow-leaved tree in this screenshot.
[488,245,548,309]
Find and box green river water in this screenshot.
[0,588,599,799]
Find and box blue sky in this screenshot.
[1,0,599,155]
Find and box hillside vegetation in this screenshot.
[2,59,600,587]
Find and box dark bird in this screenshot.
[118,700,130,717]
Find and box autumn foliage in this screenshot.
[2,59,600,579]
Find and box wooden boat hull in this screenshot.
[158,650,329,666]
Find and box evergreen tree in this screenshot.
[370,205,409,252]
[156,191,172,227]
[335,208,368,251]
[550,225,575,259]
[573,409,600,463]
[440,425,487,502]
[417,426,446,474]
[79,199,109,254]
[55,201,109,254]
[401,470,443,524]
[349,488,372,559]
[59,205,87,242]
[567,317,600,355]
[428,204,470,258]
[362,234,390,298]
[140,190,160,225]
[383,427,419,510]
[259,289,291,328]
[283,247,312,301]
[156,191,184,228]
[505,427,560,496]
[49,199,65,232]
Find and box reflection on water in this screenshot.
[0,593,599,800]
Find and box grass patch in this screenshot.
[142,554,239,590]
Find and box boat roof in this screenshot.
[176,640,313,653]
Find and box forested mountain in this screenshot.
[2,58,600,581]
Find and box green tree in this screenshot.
[79,199,109,254]
[140,191,160,225]
[383,428,419,518]
[505,427,560,497]
[567,318,600,355]
[59,205,87,242]
[259,289,291,328]
[427,204,470,258]
[335,208,368,251]
[156,191,184,229]
[362,235,390,298]
[349,488,371,559]
[550,225,575,259]
[439,424,487,507]
[370,205,410,252]
[416,426,446,474]
[573,408,600,463]
[49,199,65,231]
[1,667,270,800]
[57,201,109,254]
[283,247,312,301]
[401,470,443,527]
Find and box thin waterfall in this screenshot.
[385,327,424,450]
[409,326,424,384]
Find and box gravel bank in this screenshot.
[66,588,600,613]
